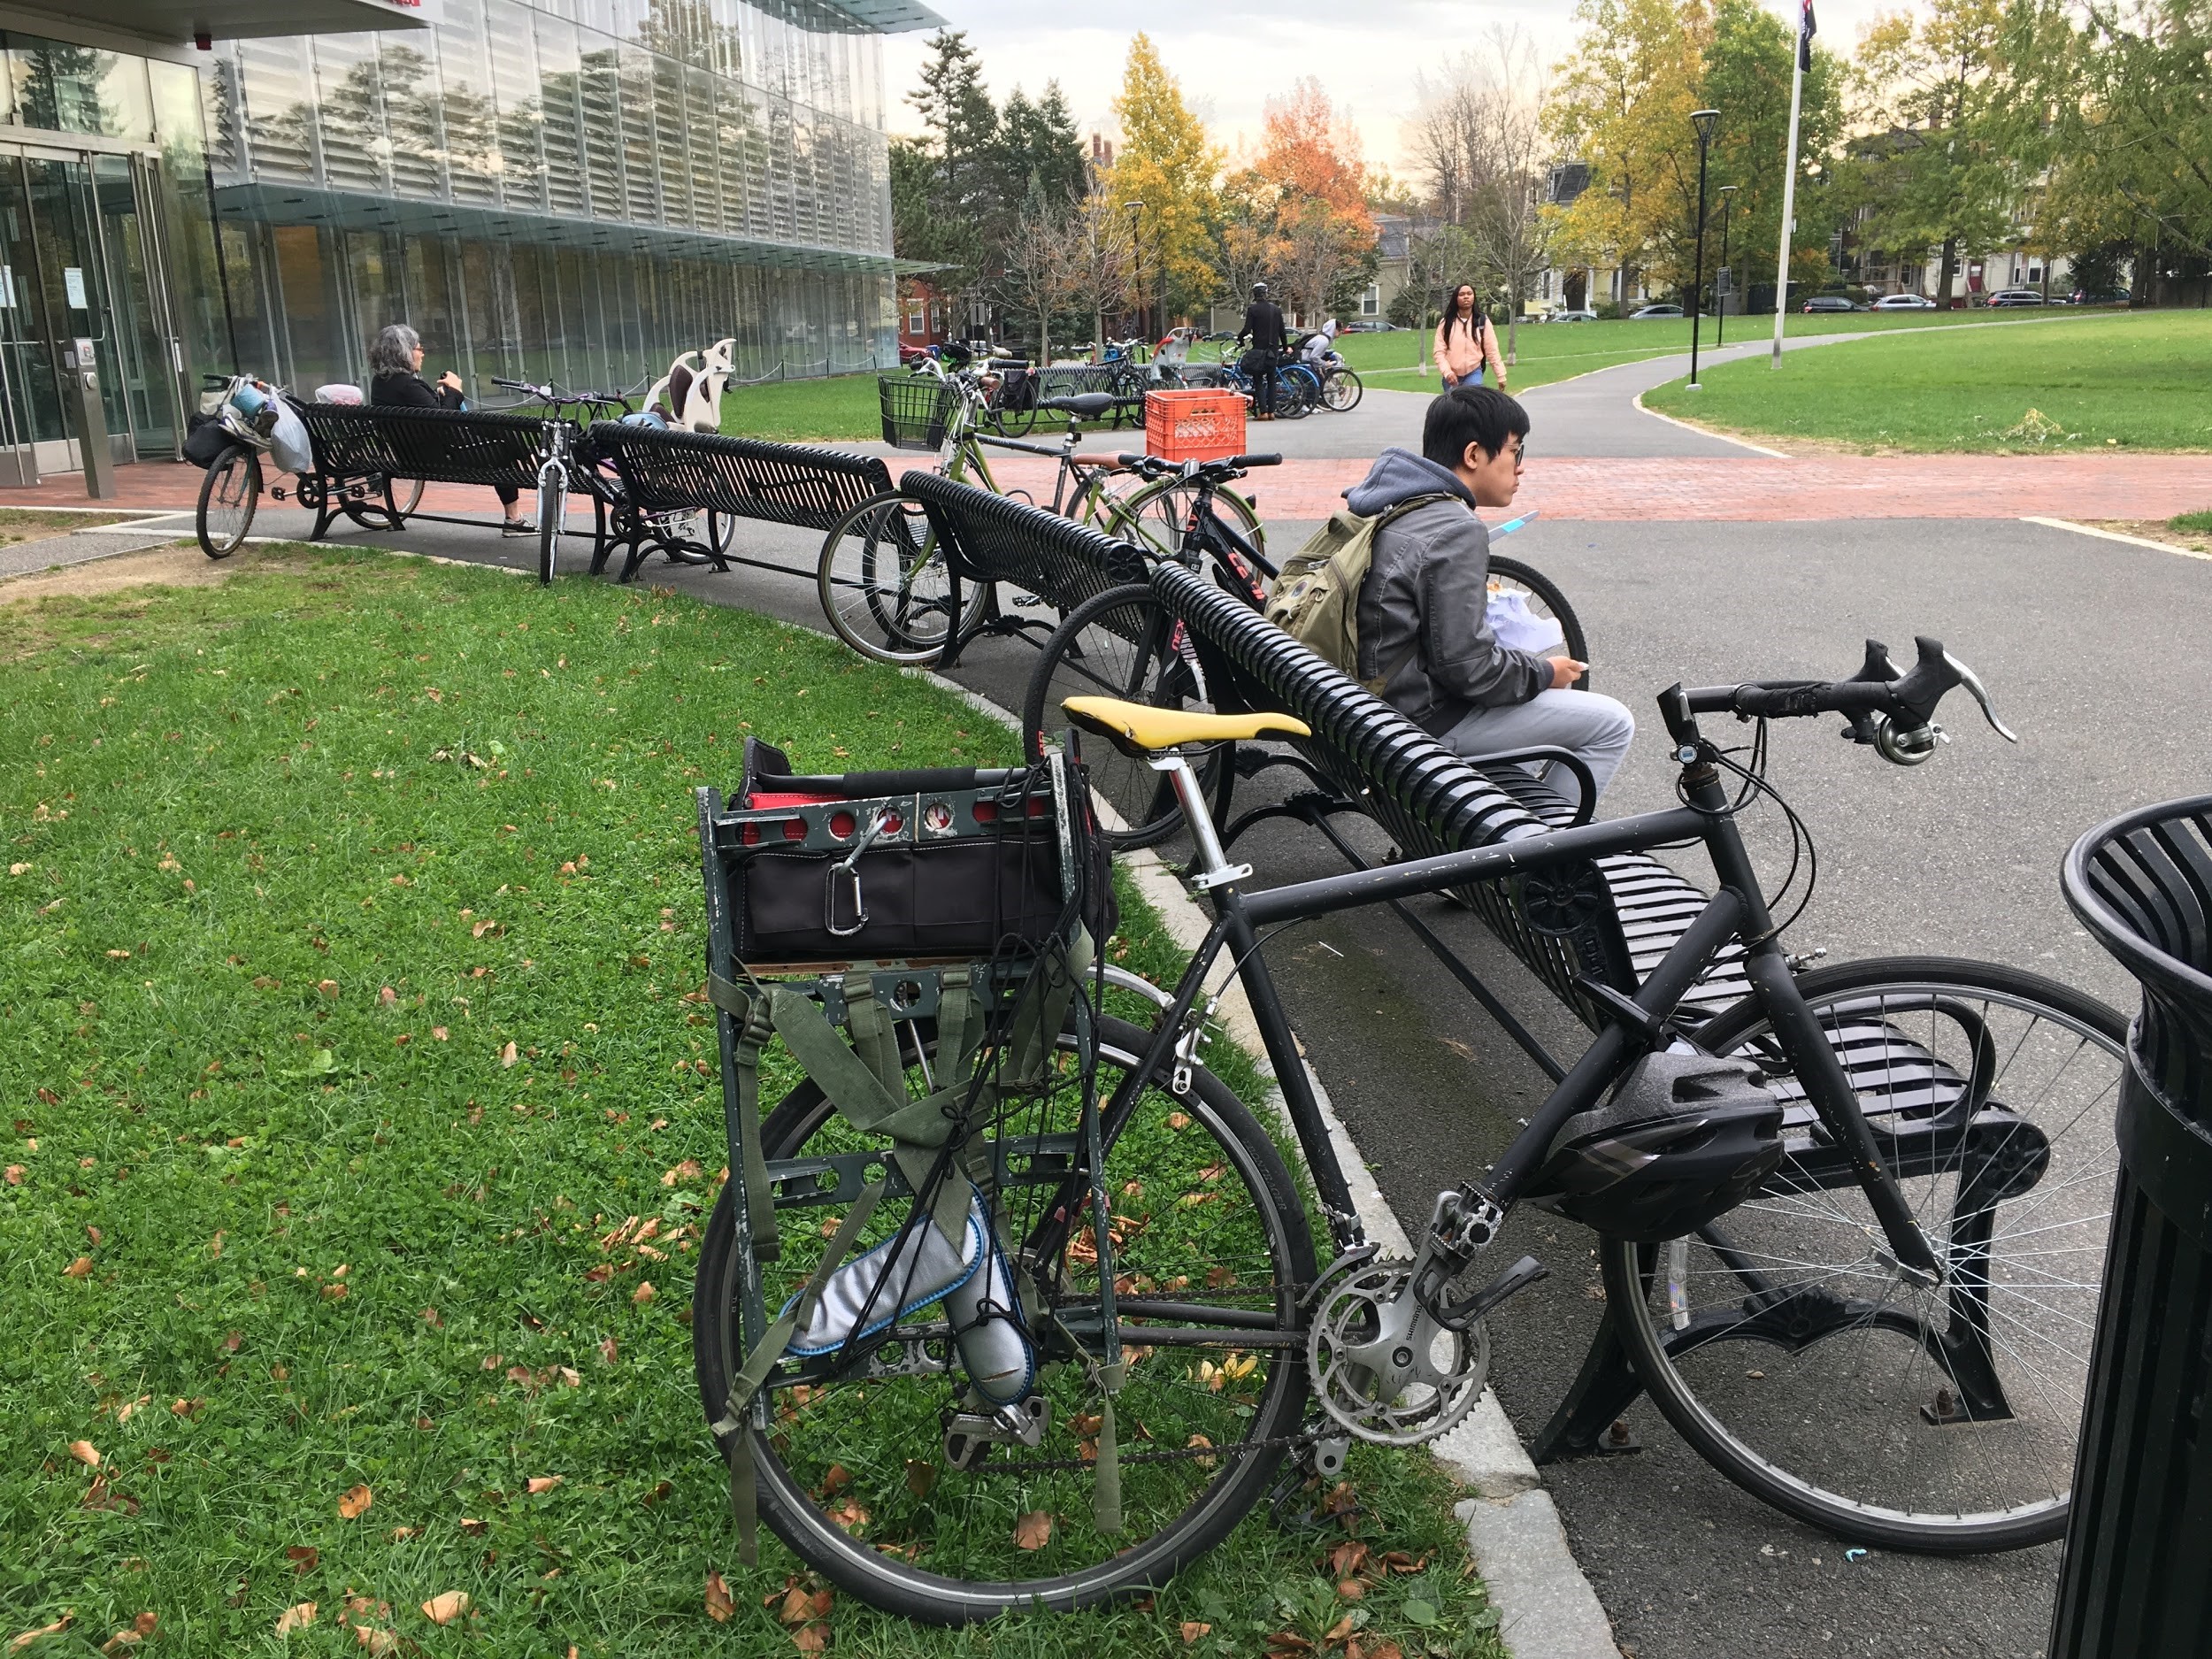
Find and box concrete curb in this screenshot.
[918,667,1621,1659]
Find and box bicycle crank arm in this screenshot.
[1432,1255,1548,1333]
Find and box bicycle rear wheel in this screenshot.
[1486,554,1588,687]
[1320,369,1363,411]
[1022,583,1236,849]
[1104,474,1267,569]
[196,445,260,558]
[817,490,985,664]
[692,1016,1314,1623]
[1600,957,2125,1553]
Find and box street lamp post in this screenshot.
[1126,201,1146,351]
[1715,185,1738,347]
[1687,108,1719,390]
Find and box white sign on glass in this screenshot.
[64,266,88,310]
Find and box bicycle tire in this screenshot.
[692,1015,1315,1623]
[1104,476,1268,572]
[1022,583,1237,850]
[1486,554,1588,687]
[1320,369,1363,412]
[196,446,260,558]
[990,395,1040,439]
[1599,956,2126,1554]
[816,490,983,664]
[1274,367,1317,419]
[342,473,426,532]
[536,460,566,585]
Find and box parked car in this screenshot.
[1628,303,1683,319]
[1870,293,1938,310]
[2070,288,2130,306]
[1341,319,1399,333]
[1801,295,1860,313]
[1546,309,1600,323]
[1985,288,2046,307]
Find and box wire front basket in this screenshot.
[879,375,956,451]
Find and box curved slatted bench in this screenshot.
[1147,560,1753,1033]
[289,403,587,542]
[900,471,1149,664]
[585,424,895,584]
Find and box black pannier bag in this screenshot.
[728,735,1114,962]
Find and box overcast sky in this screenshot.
[881,0,1916,171]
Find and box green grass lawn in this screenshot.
[1644,309,2212,451]
[0,546,1500,1659]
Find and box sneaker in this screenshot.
[502,518,537,538]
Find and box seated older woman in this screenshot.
[366,323,532,537]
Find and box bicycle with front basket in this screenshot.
[692,630,2125,1620]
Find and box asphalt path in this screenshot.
[130,341,2209,1659]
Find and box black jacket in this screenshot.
[1237,301,1286,352]
[370,370,463,411]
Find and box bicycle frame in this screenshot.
[1065,687,1945,1288]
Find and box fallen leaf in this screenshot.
[3,1167,19,1186]
[526,1476,564,1494]
[285,1546,319,1574]
[703,1571,735,1624]
[350,1624,396,1655]
[1365,1644,1403,1659]
[661,1159,703,1187]
[129,1616,155,1641]
[419,1593,469,1626]
[457,1518,488,1536]
[389,1527,417,1540]
[318,980,339,998]
[172,1397,204,1418]
[63,1256,92,1279]
[336,1484,373,1519]
[421,1307,442,1328]
[501,1041,518,1068]
[820,1464,850,1495]
[8,1615,73,1652]
[598,1336,618,1365]
[557,1365,581,1388]
[641,1479,673,1507]
[1180,1622,1212,1643]
[1013,1510,1052,1550]
[1166,1111,1191,1131]
[273,1604,316,1637]
[67,1440,99,1468]
[632,1281,655,1305]
[791,1625,829,1654]
[432,1026,449,1041]
[1336,1578,1364,1600]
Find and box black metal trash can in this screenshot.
[2052,794,2212,1659]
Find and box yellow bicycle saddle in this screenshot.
[1060,695,1310,756]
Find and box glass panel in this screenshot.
[381,36,446,200]
[486,0,546,212]
[234,36,318,182]
[435,0,501,205]
[712,76,748,236]
[93,156,175,453]
[311,34,391,196]
[271,223,343,393]
[24,156,126,442]
[0,155,61,447]
[344,229,404,381]
[8,35,150,139]
[652,52,691,229]
[403,235,462,371]
[686,65,720,234]
[578,35,624,219]
[617,44,659,223]
[534,14,587,217]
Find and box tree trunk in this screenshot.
[1506,306,1518,367]
[1936,237,1959,309]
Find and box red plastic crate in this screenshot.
[1145,388,1246,463]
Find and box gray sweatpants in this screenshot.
[1439,688,1636,801]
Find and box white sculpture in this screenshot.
[643,337,737,432]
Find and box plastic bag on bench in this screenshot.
[1486,586,1565,655]
[265,399,313,475]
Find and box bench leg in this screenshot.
[586,496,613,576]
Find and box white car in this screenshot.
[1547,309,1599,323]
[1871,293,1938,310]
[1985,288,2046,307]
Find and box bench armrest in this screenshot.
[1461,746,1596,827]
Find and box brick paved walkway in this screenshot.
[28,449,2212,525]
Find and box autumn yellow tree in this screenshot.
[1106,34,1221,320]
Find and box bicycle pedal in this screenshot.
[1010,593,1046,608]
[1438,1254,1548,1332]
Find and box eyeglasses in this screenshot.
[1510,441,1529,465]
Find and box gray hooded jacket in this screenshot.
[1348,447,1551,735]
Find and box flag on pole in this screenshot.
[1798,0,1817,71]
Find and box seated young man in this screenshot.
[1348,385,1634,796]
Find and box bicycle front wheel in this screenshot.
[1601,957,2126,1553]
[1022,583,1236,849]
[817,490,981,664]
[1320,368,1363,411]
[196,446,260,558]
[691,1016,1315,1623]
[535,461,566,585]
[1104,475,1267,572]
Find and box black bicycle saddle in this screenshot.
[1038,392,1116,419]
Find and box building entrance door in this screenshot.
[0,144,185,480]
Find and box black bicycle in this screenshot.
[1022,453,1586,849]
[692,635,2124,1621]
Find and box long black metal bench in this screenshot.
[288,403,595,544]
[584,424,896,585]
[901,470,1150,664]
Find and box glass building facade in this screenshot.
[0,0,921,483]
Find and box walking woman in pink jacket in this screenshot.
[1432,281,1508,392]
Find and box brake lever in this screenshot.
[1836,637,1901,748]
[1944,650,2020,743]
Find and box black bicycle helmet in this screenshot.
[1525,1051,1784,1242]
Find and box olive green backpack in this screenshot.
[1261,494,1452,690]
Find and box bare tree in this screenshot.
[1411,27,1552,364]
[1064,188,1133,361]
[998,191,1085,364]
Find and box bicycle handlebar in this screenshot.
[1113,451,1283,480]
[1678,636,2019,765]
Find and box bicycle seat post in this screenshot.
[1154,754,1249,893]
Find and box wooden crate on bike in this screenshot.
[691,735,1128,1565]
[1145,388,1245,463]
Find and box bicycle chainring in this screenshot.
[1306,1254,1489,1447]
